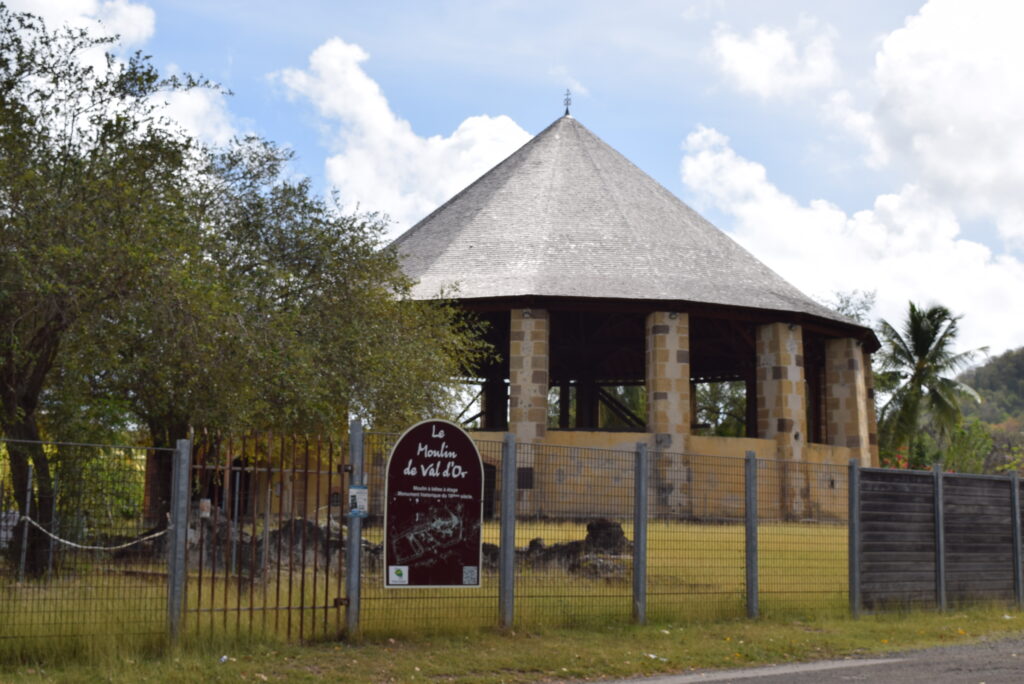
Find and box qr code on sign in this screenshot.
[463,566,479,585]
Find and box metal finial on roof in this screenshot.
[563,89,572,116]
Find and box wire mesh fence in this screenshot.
[757,459,849,617]
[513,442,635,628]
[647,452,748,623]
[11,430,1022,651]
[0,439,167,645]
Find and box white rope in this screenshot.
[17,516,169,552]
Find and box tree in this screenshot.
[1,7,491,567]
[942,418,993,474]
[694,381,746,437]
[822,289,877,325]
[876,302,984,463]
[0,7,202,573]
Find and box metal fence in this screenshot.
[851,465,1024,613]
[0,439,170,644]
[5,430,1020,650]
[185,434,346,642]
[345,429,851,636]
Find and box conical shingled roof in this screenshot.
[393,115,848,324]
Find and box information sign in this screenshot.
[348,485,368,518]
[384,419,483,588]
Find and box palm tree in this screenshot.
[877,302,985,461]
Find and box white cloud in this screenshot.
[835,0,1024,248]
[273,38,532,238]
[681,126,1024,356]
[8,1,238,146]
[825,89,889,168]
[6,0,154,46]
[159,89,237,147]
[711,21,837,98]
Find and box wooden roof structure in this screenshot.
[393,114,874,345]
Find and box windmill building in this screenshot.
[392,114,879,518]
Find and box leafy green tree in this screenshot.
[941,418,993,474]
[959,347,1024,425]
[823,289,877,325]
[694,381,746,437]
[876,302,984,463]
[0,7,202,572]
[2,7,491,563]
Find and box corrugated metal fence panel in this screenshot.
[858,469,937,607]
[944,475,1014,603]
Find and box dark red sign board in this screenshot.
[384,419,483,588]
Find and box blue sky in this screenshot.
[12,0,1024,356]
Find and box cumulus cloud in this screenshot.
[159,88,237,147]
[711,20,837,98]
[273,38,531,238]
[8,1,238,145]
[6,0,155,46]
[681,126,1024,355]
[833,0,1024,248]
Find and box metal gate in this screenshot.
[184,434,349,641]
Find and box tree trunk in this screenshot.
[2,415,55,578]
[142,417,190,528]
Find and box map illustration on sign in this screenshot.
[384,420,483,588]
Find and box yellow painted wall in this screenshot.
[465,430,852,522]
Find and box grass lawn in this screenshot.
[0,605,1022,682]
[3,520,849,650]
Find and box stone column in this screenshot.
[646,311,691,447]
[864,351,880,466]
[646,311,691,517]
[509,308,549,443]
[755,322,806,461]
[757,322,808,521]
[509,308,548,512]
[825,338,872,466]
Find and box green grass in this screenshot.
[0,520,855,662]
[1,606,1023,682]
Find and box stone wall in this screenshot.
[645,311,691,448]
[825,337,872,466]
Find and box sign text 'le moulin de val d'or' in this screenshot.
[384,419,483,588]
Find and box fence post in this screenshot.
[633,443,649,625]
[345,418,364,638]
[1011,471,1023,610]
[744,451,758,619]
[167,438,191,642]
[499,433,517,630]
[933,463,947,611]
[47,472,58,579]
[848,458,861,618]
[18,465,33,582]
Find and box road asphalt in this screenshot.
[602,636,1024,684]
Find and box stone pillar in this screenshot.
[825,338,872,466]
[757,322,808,521]
[756,322,806,461]
[509,308,549,443]
[509,308,548,512]
[864,351,880,466]
[646,311,691,447]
